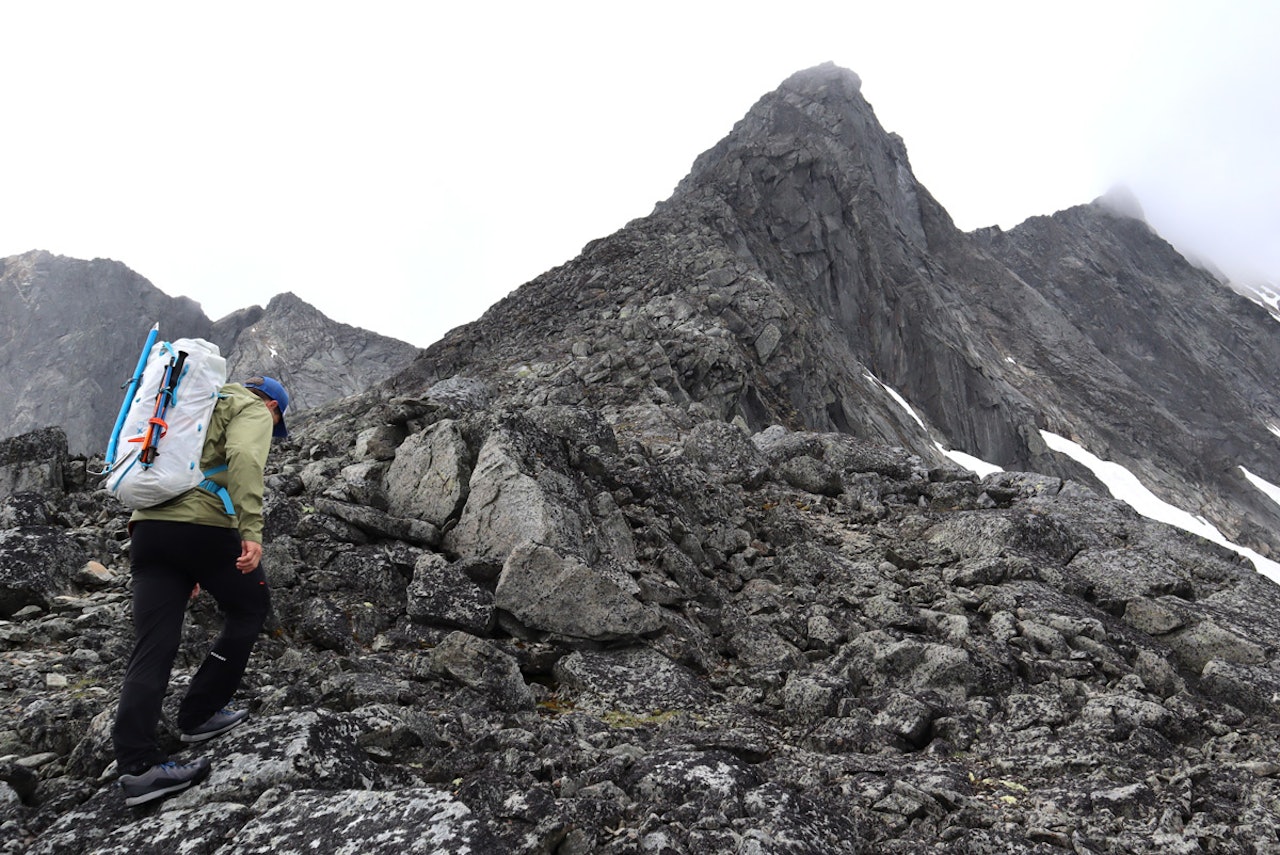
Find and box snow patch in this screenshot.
[1268,423,1280,440]
[1041,431,1280,584]
[1240,466,1280,510]
[864,373,1002,476]
[1236,281,1280,323]
[1256,284,1279,312]
[936,444,1003,478]
[865,373,926,431]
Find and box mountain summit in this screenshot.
[395,62,1280,562]
[4,65,1280,852]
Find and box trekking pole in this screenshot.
[138,349,188,465]
[105,323,159,470]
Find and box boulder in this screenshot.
[0,427,67,499]
[28,802,255,855]
[495,543,662,642]
[385,419,472,527]
[553,647,713,715]
[428,631,534,711]
[0,492,51,528]
[312,497,440,547]
[683,420,766,486]
[444,430,585,563]
[1167,619,1268,673]
[407,552,495,634]
[226,787,501,854]
[0,526,87,617]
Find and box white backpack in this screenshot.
[103,333,229,511]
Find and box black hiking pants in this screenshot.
[112,520,270,774]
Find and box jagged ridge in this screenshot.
[0,251,420,454]
[392,62,1280,560]
[3,64,1280,853]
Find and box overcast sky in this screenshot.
[3,1,1277,347]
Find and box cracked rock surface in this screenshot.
[4,62,1280,854]
[2,402,1279,852]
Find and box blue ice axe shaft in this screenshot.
[105,322,159,468]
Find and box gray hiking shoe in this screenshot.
[119,757,211,806]
[180,707,249,743]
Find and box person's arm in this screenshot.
[223,397,274,552]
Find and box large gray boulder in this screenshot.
[407,552,494,634]
[427,630,534,712]
[221,788,501,854]
[443,429,586,563]
[553,647,714,715]
[385,419,471,526]
[0,427,67,499]
[495,542,663,642]
[0,526,87,617]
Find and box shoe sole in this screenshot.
[180,716,246,743]
[124,779,196,806]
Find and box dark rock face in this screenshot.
[0,252,419,455]
[3,63,1280,853]
[392,62,1280,561]
[214,292,421,414]
[0,252,212,459]
[973,203,1280,558]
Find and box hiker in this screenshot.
[113,376,290,806]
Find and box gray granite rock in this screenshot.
[4,62,1280,855]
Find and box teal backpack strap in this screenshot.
[198,464,236,516]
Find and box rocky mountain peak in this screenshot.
[0,252,419,454]
[393,61,1280,563]
[669,61,928,253]
[216,290,420,414]
[4,65,1280,852]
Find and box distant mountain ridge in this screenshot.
[0,250,420,454]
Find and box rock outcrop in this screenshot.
[2,63,1280,853]
[4,387,1280,852]
[392,62,1280,561]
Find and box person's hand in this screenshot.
[237,540,263,573]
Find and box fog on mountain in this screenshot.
[2,63,1280,853]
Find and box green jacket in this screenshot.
[130,383,274,543]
